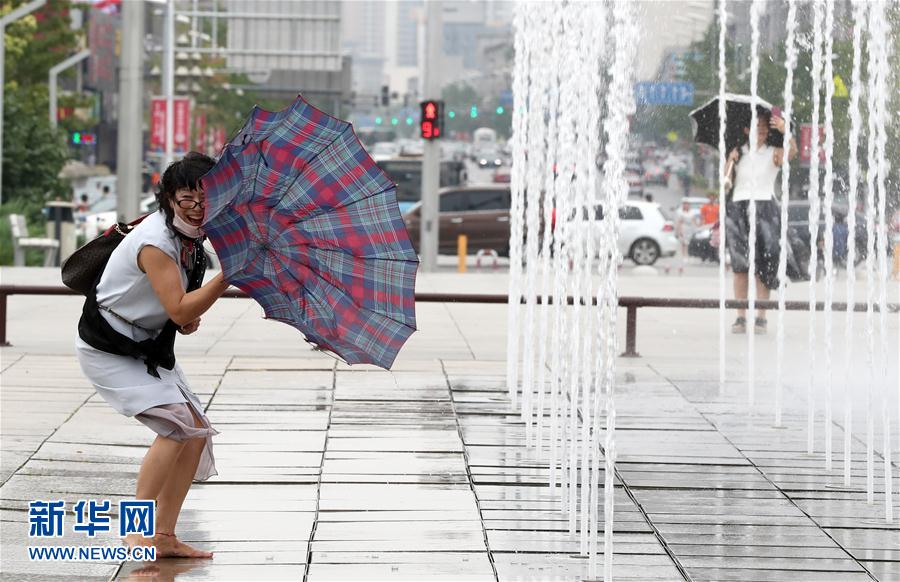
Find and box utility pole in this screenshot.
[116,0,144,222]
[419,0,442,272]
[163,0,175,171]
[0,0,47,206]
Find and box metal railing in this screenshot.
[0,285,896,356]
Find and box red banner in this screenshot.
[150,98,166,151]
[194,113,207,153]
[150,97,191,153]
[173,99,191,153]
[799,124,826,163]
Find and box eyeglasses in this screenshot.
[176,198,205,210]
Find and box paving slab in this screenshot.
[1,267,898,580]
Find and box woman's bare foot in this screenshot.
[124,532,213,559]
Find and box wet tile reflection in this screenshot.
[0,355,896,580]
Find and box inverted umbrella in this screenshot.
[201,95,419,369]
[689,93,791,154]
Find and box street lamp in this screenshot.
[49,50,91,127]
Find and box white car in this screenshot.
[370,141,400,162]
[563,200,677,266]
[80,195,158,240]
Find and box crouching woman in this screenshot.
[75,152,230,558]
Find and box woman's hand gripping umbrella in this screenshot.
[201,95,419,369]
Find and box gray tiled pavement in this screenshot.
[1,266,898,581]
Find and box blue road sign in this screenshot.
[634,82,695,106]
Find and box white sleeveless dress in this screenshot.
[74,210,217,481]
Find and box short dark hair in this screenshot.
[155,151,216,233]
[747,107,771,129]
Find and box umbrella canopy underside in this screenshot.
[203,96,418,368]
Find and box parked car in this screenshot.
[403,186,512,255]
[80,195,158,240]
[377,156,467,214]
[688,223,719,262]
[402,186,677,265]
[560,200,677,265]
[370,141,400,162]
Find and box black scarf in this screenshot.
[78,236,207,378]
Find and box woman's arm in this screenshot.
[723,148,739,189]
[771,116,798,166]
[773,138,798,167]
[139,246,230,326]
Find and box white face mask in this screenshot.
[172,213,203,238]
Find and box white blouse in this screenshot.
[75,209,197,417]
[95,210,188,341]
[732,144,781,202]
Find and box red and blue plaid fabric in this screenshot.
[202,95,418,369]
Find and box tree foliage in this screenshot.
[1,0,78,209]
[3,84,69,206]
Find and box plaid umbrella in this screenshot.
[201,95,419,369]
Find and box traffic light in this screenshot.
[420,99,444,140]
[380,85,390,107]
[72,132,96,145]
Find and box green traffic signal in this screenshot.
[470,106,478,118]
[448,111,456,119]
[375,116,382,125]
[496,106,504,115]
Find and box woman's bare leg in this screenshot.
[125,436,185,553]
[156,438,204,534]
[153,439,210,558]
[134,436,185,501]
[126,410,213,558]
[756,275,770,319]
[734,272,749,318]
[155,407,212,558]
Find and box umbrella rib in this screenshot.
[285,181,402,227]
[270,236,419,264]
[269,123,353,211]
[267,246,417,330]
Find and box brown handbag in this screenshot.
[61,215,149,295]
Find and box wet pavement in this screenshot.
[1,268,898,580]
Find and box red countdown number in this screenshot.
[419,100,444,140]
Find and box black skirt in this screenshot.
[725,199,782,290]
